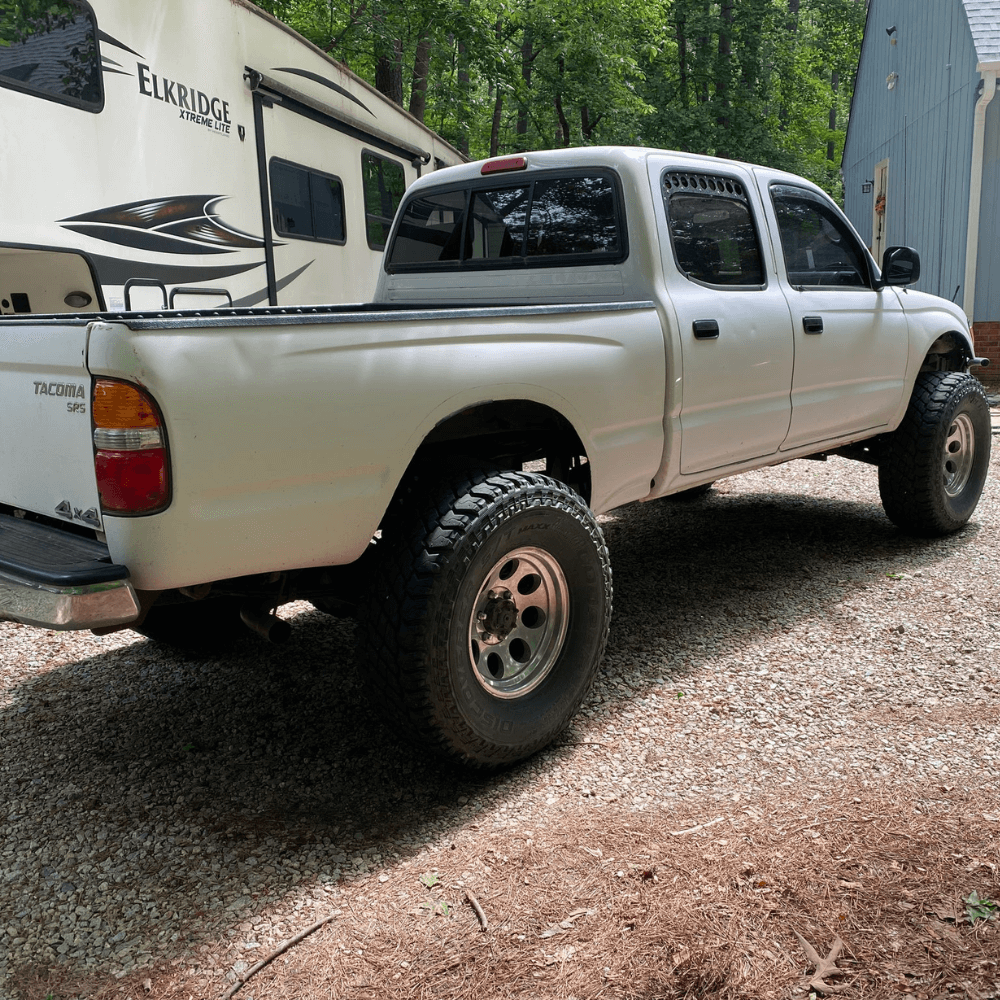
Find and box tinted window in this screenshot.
[387,171,624,270]
[270,159,345,244]
[468,186,528,260]
[0,0,102,110]
[388,189,467,266]
[770,184,869,287]
[362,153,406,250]
[527,176,619,256]
[663,172,763,286]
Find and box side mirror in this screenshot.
[881,245,920,286]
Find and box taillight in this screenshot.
[92,379,170,514]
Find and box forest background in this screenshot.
[252,0,866,199]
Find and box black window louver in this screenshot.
[663,172,747,201]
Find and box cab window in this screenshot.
[386,170,626,272]
[662,171,764,287]
[770,184,870,288]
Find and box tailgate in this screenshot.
[0,320,103,530]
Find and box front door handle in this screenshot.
[803,315,824,334]
[693,319,720,340]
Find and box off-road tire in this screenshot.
[358,470,612,768]
[878,371,991,536]
[133,597,247,650]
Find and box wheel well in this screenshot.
[921,332,973,372]
[403,399,592,504]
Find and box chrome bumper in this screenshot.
[0,572,139,630]
[0,512,140,630]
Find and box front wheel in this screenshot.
[358,471,612,768]
[878,371,991,536]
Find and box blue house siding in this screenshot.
[974,93,1000,320]
[842,0,979,304]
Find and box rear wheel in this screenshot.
[358,471,612,767]
[878,371,991,536]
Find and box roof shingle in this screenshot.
[963,0,1000,64]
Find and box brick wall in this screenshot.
[972,321,1000,385]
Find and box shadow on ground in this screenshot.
[0,474,979,985]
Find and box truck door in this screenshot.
[249,85,416,307]
[658,167,794,475]
[761,181,907,452]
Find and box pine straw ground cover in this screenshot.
[19,783,999,1000]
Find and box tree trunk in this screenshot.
[716,0,733,145]
[489,16,503,156]
[676,10,688,107]
[517,24,534,138]
[409,34,431,122]
[580,106,604,142]
[827,70,839,161]
[555,56,570,145]
[375,39,403,106]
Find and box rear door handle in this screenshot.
[803,315,824,334]
[693,319,720,340]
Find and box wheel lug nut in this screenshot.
[478,612,487,622]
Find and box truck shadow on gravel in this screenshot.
[0,481,980,980]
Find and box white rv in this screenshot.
[0,0,464,314]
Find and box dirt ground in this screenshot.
[8,411,1000,1000]
[15,784,1000,999]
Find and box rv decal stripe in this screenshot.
[62,224,235,255]
[101,66,133,78]
[98,31,143,59]
[271,67,374,117]
[63,195,220,230]
[90,256,264,286]
[60,196,266,253]
[229,260,315,307]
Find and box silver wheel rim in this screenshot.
[468,546,569,699]
[943,412,976,497]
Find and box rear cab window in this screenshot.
[386,170,626,272]
[0,0,103,111]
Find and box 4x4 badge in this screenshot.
[55,501,101,528]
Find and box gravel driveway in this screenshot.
[2,421,999,996]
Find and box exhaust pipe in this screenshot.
[240,602,291,644]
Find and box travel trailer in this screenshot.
[0,0,464,314]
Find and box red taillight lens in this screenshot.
[92,379,170,514]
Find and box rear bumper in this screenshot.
[0,513,139,630]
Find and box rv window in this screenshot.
[0,0,102,111]
[362,153,406,250]
[270,159,346,245]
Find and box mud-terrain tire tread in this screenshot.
[357,470,612,768]
[878,371,991,537]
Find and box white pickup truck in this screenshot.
[0,146,991,766]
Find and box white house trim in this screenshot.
[963,62,1000,321]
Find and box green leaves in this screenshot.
[963,890,998,925]
[252,0,862,196]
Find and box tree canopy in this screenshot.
[253,0,865,197]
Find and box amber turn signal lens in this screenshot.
[91,378,170,514]
[92,379,160,429]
